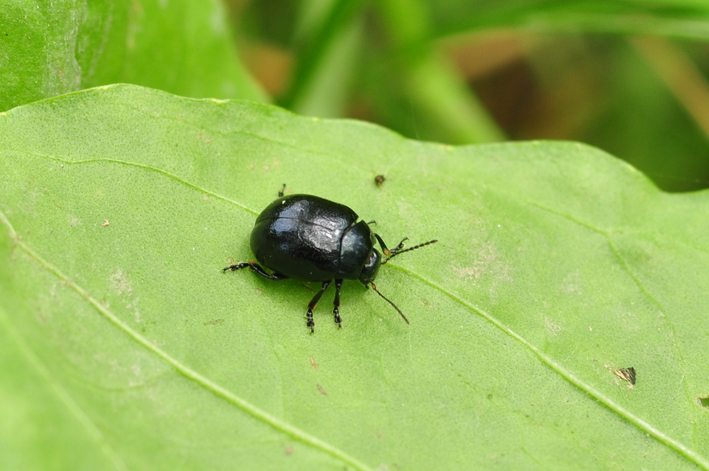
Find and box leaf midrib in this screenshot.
[396,264,707,469]
[0,210,374,471]
[3,144,706,469]
[525,200,689,381]
[0,304,129,471]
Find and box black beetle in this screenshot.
[224,185,437,332]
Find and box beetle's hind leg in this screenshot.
[332,279,344,328]
[222,261,290,281]
[306,280,332,333]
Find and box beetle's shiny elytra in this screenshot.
[224,186,437,333]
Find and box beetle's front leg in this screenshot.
[389,238,409,255]
[306,280,332,333]
[374,234,408,256]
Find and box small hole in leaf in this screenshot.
[698,396,709,408]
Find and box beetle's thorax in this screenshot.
[339,220,375,279]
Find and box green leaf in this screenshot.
[563,37,709,193]
[425,0,709,40]
[1,84,708,470]
[0,0,265,112]
[360,0,504,144]
[287,1,365,119]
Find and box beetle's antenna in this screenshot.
[371,283,409,324]
[382,239,438,264]
[278,184,286,197]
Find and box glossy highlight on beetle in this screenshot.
[223,185,437,333]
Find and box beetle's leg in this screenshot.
[222,262,290,280]
[332,278,344,328]
[306,280,332,333]
[278,184,286,197]
[389,237,409,254]
[374,233,390,254]
[374,234,408,256]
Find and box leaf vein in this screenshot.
[0,211,374,471]
[525,199,691,410]
[390,264,709,470]
[0,273,128,471]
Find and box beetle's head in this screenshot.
[359,248,381,285]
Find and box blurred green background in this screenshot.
[3,0,709,191]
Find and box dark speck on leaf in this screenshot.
[613,367,636,386]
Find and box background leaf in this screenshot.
[425,0,709,40]
[0,0,265,112]
[1,85,708,469]
[4,0,709,190]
